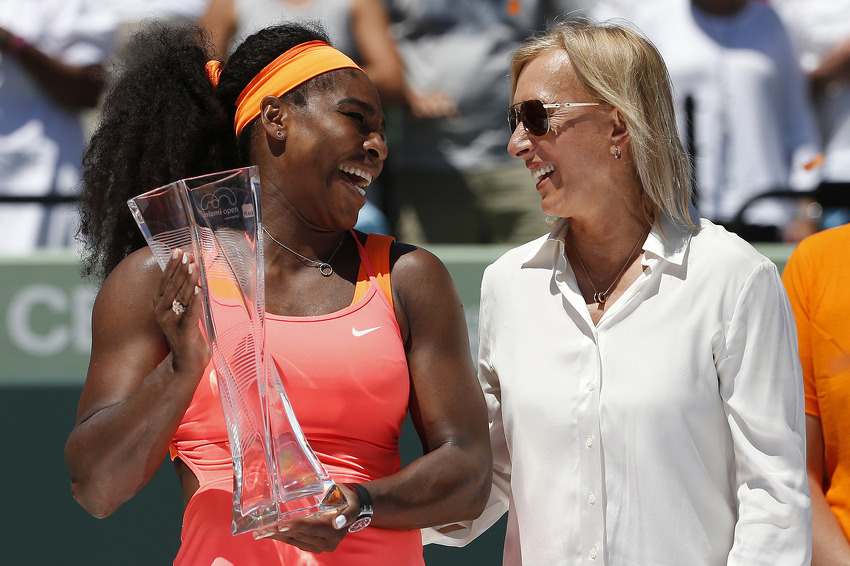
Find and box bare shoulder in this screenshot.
[80,248,169,419]
[387,242,464,342]
[388,242,456,299]
[94,248,161,315]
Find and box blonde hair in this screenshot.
[511,19,696,229]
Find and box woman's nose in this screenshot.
[365,131,388,161]
[507,124,531,159]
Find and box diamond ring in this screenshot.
[172,299,186,315]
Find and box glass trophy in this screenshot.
[127,166,344,534]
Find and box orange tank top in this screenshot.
[170,233,423,565]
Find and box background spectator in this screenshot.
[0,0,113,254]
[384,0,594,245]
[592,0,823,241]
[772,0,850,229]
[0,0,209,256]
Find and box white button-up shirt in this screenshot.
[424,217,811,565]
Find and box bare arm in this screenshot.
[64,248,208,517]
[362,245,492,528]
[0,26,104,109]
[810,38,850,96]
[808,414,850,565]
[351,0,460,118]
[265,245,492,553]
[197,0,237,61]
[349,0,406,105]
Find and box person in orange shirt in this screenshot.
[783,222,850,565]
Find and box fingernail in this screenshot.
[188,264,193,275]
[253,531,275,539]
[182,253,188,264]
[334,515,347,530]
[278,526,289,533]
[172,249,179,259]
[195,286,200,295]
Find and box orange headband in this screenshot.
[206,60,222,87]
[224,40,362,137]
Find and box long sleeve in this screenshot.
[717,261,812,564]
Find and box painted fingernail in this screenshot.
[278,526,290,533]
[188,264,193,275]
[334,515,347,530]
[253,531,275,539]
[172,249,179,260]
[195,286,200,295]
[182,253,189,264]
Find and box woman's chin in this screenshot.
[539,198,564,219]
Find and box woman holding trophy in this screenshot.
[64,22,491,565]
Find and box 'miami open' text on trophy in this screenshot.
[127,166,344,534]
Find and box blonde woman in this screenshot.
[428,19,811,565]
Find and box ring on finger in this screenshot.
[172,299,186,315]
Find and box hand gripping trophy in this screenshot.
[128,166,345,534]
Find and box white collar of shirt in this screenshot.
[519,211,696,273]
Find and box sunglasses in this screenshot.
[508,100,601,136]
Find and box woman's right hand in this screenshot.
[154,248,210,375]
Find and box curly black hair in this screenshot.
[77,20,332,282]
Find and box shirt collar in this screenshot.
[521,211,696,270]
[644,211,695,267]
[520,218,569,269]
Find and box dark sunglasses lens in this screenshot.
[508,108,519,132]
[522,100,549,136]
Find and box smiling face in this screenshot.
[508,50,623,222]
[264,69,388,232]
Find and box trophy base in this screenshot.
[231,482,346,535]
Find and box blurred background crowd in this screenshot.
[1,0,849,256]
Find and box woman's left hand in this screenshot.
[251,484,359,553]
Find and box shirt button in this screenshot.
[587,382,594,391]
[590,547,598,560]
[585,436,593,448]
[588,492,596,505]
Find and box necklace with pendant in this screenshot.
[262,228,345,277]
[571,227,649,304]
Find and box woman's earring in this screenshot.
[276,131,284,139]
[613,146,621,159]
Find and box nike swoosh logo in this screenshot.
[352,326,382,337]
